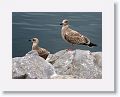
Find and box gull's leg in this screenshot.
[72,50,76,63]
[66,44,74,51]
[70,50,77,71]
[67,45,76,64]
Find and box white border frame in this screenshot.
[0,0,114,91]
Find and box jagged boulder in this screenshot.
[12,49,102,79]
[50,74,76,79]
[47,49,102,79]
[12,50,55,79]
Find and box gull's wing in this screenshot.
[66,28,82,36]
[37,48,49,55]
[65,28,90,44]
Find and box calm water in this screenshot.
[12,12,102,58]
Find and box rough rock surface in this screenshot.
[50,74,76,79]
[12,49,102,79]
[47,49,102,79]
[12,50,55,79]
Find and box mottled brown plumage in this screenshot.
[29,38,49,59]
[60,19,96,47]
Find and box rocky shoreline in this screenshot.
[12,49,102,79]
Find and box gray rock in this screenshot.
[12,49,102,79]
[46,50,67,64]
[47,49,102,79]
[12,50,55,79]
[50,74,76,79]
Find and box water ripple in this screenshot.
[23,27,51,31]
[13,22,44,27]
[45,24,60,27]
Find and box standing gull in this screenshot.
[60,19,97,49]
[29,38,49,59]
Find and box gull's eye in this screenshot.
[32,39,36,41]
[65,21,68,23]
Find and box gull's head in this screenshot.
[60,19,69,26]
[29,38,39,44]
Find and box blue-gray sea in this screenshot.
[12,12,102,58]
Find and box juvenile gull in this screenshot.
[29,38,49,59]
[60,19,97,48]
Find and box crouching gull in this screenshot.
[29,38,49,59]
[60,19,97,49]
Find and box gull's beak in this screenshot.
[28,39,32,42]
[60,23,63,25]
